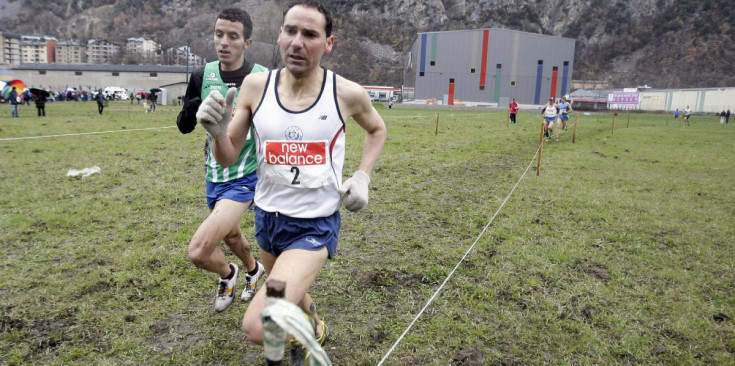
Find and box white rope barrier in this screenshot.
[377,144,542,365]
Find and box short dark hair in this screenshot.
[283,0,333,37]
[217,8,253,39]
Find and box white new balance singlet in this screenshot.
[251,68,346,218]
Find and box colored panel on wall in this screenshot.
[494,64,502,103]
[561,62,569,96]
[480,30,489,88]
[430,33,438,64]
[534,61,543,104]
[420,34,427,75]
[470,31,479,71]
[448,78,455,105]
[550,66,558,100]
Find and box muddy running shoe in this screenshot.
[289,320,329,366]
[241,261,265,302]
[214,263,239,313]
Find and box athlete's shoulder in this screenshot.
[334,73,368,102]
[190,64,206,78]
[251,63,268,73]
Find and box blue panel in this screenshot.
[561,64,569,96]
[534,64,543,104]
[420,34,427,74]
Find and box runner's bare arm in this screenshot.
[211,72,269,167]
[336,76,387,176]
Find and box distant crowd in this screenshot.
[1,89,158,104]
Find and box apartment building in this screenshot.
[87,39,121,64]
[160,45,203,66]
[0,32,22,65]
[56,41,85,64]
[21,35,57,63]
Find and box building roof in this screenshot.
[416,27,576,42]
[14,63,188,73]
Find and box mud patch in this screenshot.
[149,315,203,354]
[352,270,430,289]
[31,313,75,350]
[452,341,485,365]
[574,259,610,281]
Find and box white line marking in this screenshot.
[0,126,177,142]
[377,144,542,365]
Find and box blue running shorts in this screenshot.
[559,113,569,121]
[254,207,340,259]
[544,116,555,123]
[206,172,257,209]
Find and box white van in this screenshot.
[104,87,129,100]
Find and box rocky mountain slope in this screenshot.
[1,0,733,88]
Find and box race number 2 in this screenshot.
[265,140,330,188]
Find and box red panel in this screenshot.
[550,68,558,100]
[448,80,455,105]
[480,30,489,87]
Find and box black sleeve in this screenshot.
[176,66,205,134]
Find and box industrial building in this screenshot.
[569,87,735,113]
[403,28,575,106]
[11,63,189,104]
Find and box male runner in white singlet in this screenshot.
[194,0,387,358]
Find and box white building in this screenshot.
[87,39,121,64]
[126,38,160,56]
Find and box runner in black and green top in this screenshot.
[176,7,267,313]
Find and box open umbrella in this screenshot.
[150,88,162,93]
[30,88,50,98]
[2,80,25,98]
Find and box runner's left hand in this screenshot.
[338,170,370,212]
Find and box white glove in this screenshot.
[337,170,370,212]
[195,87,237,139]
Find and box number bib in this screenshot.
[264,140,330,188]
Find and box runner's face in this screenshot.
[278,5,334,76]
[214,19,251,70]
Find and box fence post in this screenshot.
[572,113,579,143]
[612,115,615,134]
[435,112,440,135]
[537,121,544,176]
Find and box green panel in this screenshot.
[494,66,502,103]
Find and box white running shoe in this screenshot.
[241,261,265,302]
[214,263,239,313]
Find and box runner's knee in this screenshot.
[188,237,215,266]
[242,315,264,344]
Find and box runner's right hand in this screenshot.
[196,88,237,139]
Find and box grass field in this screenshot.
[1,101,734,365]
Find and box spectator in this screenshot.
[9,87,19,117]
[35,92,47,117]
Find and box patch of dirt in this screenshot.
[574,259,610,281]
[148,315,203,355]
[352,270,430,289]
[1,312,24,332]
[713,313,730,323]
[31,312,75,351]
[592,151,606,158]
[582,264,610,280]
[149,319,170,335]
[452,341,485,365]
[78,280,115,297]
